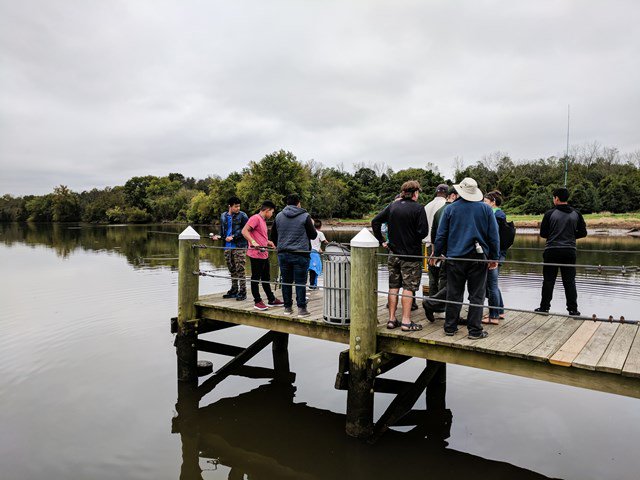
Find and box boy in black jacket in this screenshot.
[535,187,587,315]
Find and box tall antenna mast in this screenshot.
[564,104,570,187]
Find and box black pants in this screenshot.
[445,253,487,336]
[423,263,448,312]
[309,270,318,287]
[249,257,275,304]
[428,264,441,296]
[540,248,578,312]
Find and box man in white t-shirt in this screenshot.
[424,184,448,293]
[309,219,328,289]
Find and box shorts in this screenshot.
[388,255,422,291]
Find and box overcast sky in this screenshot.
[1,0,639,195]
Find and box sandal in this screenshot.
[401,321,423,332]
[387,319,401,329]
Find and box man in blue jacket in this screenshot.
[535,187,587,315]
[433,178,499,339]
[271,193,317,317]
[212,196,249,300]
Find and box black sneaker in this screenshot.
[468,331,489,340]
[222,289,238,299]
[298,307,310,317]
[235,292,247,301]
[568,310,581,316]
[283,306,293,315]
[444,328,459,336]
[423,305,435,323]
[534,308,549,314]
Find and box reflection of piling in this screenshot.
[346,230,379,438]
[272,332,291,385]
[177,226,200,384]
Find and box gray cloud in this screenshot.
[1,0,639,195]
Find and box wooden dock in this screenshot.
[195,291,640,399]
[174,226,640,440]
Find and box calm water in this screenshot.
[1,223,640,480]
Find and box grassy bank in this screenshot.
[327,212,640,230]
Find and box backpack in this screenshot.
[497,215,516,251]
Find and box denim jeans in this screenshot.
[486,253,505,319]
[278,252,310,308]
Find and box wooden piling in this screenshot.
[346,229,379,438]
[177,226,201,383]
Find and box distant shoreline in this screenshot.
[325,213,640,237]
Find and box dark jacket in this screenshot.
[219,211,249,248]
[433,199,500,260]
[430,202,449,245]
[371,198,428,257]
[540,204,587,249]
[271,206,317,256]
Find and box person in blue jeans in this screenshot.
[270,193,318,317]
[483,191,506,324]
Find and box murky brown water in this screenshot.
[1,223,640,479]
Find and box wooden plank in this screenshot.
[508,315,566,358]
[572,323,619,370]
[454,313,537,354]
[376,335,640,399]
[596,324,638,374]
[490,314,555,355]
[622,328,640,378]
[527,317,582,361]
[549,321,600,367]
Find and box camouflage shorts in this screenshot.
[388,255,422,291]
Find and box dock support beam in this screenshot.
[177,226,201,384]
[346,229,379,438]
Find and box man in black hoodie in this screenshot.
[271,194,317,317]
[535,187,587,316]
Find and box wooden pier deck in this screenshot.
[195,291,640,399]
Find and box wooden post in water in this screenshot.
[177,226,201,384]
[346,228,379,438]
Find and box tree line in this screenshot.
[2,144,639,223]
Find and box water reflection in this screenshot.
[2,223,639,272]
[173,377,553,480]
[1,222,638,317]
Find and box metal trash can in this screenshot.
[323,243,351,325]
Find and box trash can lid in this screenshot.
[325,242,350,256]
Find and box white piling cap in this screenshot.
[179,226,201,240]
[350,228,379,248]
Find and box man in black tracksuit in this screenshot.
[536,187,587,316]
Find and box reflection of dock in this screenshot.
[195,291,640,398]
[173,381,557,480]
[175,227,640,443]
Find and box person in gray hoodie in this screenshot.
[271,193,318,317]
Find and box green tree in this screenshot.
[236,150,312,212]
[25,195,54,222]
[51,185,81,222]
[123,175,156,209]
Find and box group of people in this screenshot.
[372,179,587,340]
[212,180,587,336]
[211,194,326,317]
